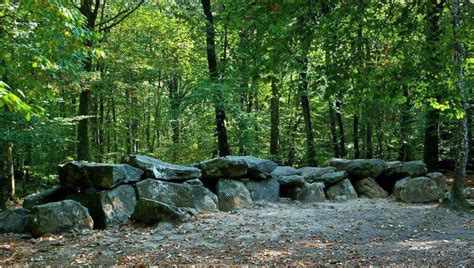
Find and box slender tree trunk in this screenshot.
[270,76,280,158]
[201,0,230,156]
[398,86,413,161]
[424,108,440,170]
[169,75,180,162]
[329,101,340,157]
[98,91,105,162]
[299,56,317,166]
[353,114,360,159]
[6,142,14,200]
[335,99,346,157]
[366,122,373,158]
[77,89,91,161]
[0,154,5,209]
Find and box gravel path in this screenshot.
[1,198,473,266]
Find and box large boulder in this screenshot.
[354,177,388,199]
[196,156,277,180]
[376,161,428,193]
[271,166,302,177]
[28,200,93,238]
[131,198,190,225]
[59,162,143,191]
[326,158,387,181]
[393,177,444,203]
[0,208,30,233]
[275,175,306,197]
[67,184,137,229]
[217,179,252,211]
[299,167,336,183]
[123,154,201,182]
[325,179,358,201]
[324,158,352,170]
[292,182,326,203]
[426,172,448,194]
[23,186,68,210]
[135,179,218,212]
[311,171,347,186]
[244,179,280,202]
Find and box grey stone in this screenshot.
[189,185,219,212]
[217,179,252,212]
[271,166,302,177]
[299,167,336,182]
[23,186,68,210]
[325,179,358,201]
[67,184,137,229]
[123,154,201,181]
[293,182,326,203]
[59,162,143,191]
[244,179,280,202]
[196,156,277,180]
[426,172,448,193]
[28,200,93,238]
[377,160,428,193]
[0,208,30,233]
[313,171,347,186]
[393,177,444,203]
[131,198,190,225]
[354,177,388,199]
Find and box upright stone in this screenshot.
[0,208,30,233]
[123,154,201,181]
[325,179,358,201]
[217,179,252,211]
[393,177,444,203]
[354,177,388,199]
[292,182,326,203]
[28,200,93,238]
[67,184,137,229]
[376,160,428,193]
[136,179,195,208]
[131,198,190,225]
[244,179,280,202]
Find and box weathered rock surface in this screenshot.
[196,156,277,180]
[393,177,444,203]
[325,179,358,201]
[131,198,190,225]
[217,180,252,211]
[299,167,336,183]
[59,162,143,191]
[0,208,30,233]
[354,177,388,199]
[271,166,302,177]
[244,179,280,202]
[23,186,68,210]
[136,179,218,212]
[275,175,306,197]
[426,172,448,194]
[123,154,201,181]
[376,160,428,193]
[292,182,326,203]
[67,184,137,229]
[28,200,93,238]
[326,158,387,180]
[312,171,347,186]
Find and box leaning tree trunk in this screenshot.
[201,0,231,156]
[270,76,280,159]
[299,56,317,166]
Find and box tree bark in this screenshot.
[423,108,440,170]
[168,75,180,162]
[366,122,373,159]
[270,76,280,158]
[353,114,360,159]
[6,142,14,200]
[398,86,413,161]
[335,99,346,157]
[201,0,230,156]
[329,101,339,157]
[299,56,317,166]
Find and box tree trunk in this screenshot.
[77,89,91,161]
[398,86,413,161]
[335,99,346,157]
[6,142,14,200]
[98,91,105,162]
[270,76,280,158]
[168,75,180,162]
[329,101,339,157]
[353,114,360,159]
[366,122,373,159]
[423,108,440,170]
[299,57,317,166]
[201,0,230,156]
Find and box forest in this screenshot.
[0,0,473,266]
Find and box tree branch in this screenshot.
[98,0,145,32]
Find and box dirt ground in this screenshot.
[1,198,472,266]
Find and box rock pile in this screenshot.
[0,155,451,237]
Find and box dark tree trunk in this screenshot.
[77,89,91,161]
[201,0,230,156]
[366,122,373,159]
[270,76,280,158]
[168,75,180,162]
[353,114,360,159]
[98,91,105,162]
[6,142,14,200]
[0,154,4,209]
[424,108,440,170]
[299,57,317,166]
[329,101,340,157]
[398,86,413,161]
[335,99,346,157]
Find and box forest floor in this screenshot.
[1,198,473,266]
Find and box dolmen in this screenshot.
[0,155,452,237]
